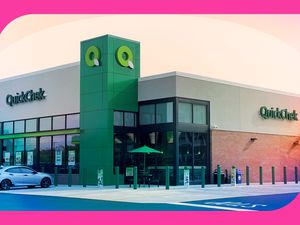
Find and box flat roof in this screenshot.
[2,62,300,98]
[139,71,300,98]
[0,62,79,82]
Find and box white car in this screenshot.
[0,166,52,190]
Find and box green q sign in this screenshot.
[85,45,100,67]
[116,45,134,69]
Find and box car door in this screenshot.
[5,167,24,186]
[19,167,40,185]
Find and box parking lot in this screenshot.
[0,182,299,211]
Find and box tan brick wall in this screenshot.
[212,130,300,183]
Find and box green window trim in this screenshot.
[0,129,80,140]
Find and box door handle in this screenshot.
[24,174,28,176]
[9,174,14,176]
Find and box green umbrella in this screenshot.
[129,145,162,176]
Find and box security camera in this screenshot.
[211,124,218,129]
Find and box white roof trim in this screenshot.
[0,62,80,82]
[139,71,300,98]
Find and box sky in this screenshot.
[1,15,300,94]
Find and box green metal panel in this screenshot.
[0,129,80,140]
[80,35,140,185]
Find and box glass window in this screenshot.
[25,138,37,169]
[53,116,65,130]
[178,132,193,166]
[26,119,37,132]
[19,167,35,173]
[114,111,123,126]
[156,102,173,123]
[53,135,66,167]
[40,136,52,172]
[193,104,207,124]
[5,168,22,173]
[67,135,80,173]
[67,114,80,129]
[14,138,24,166]
[40,117,51,131]
[124,112,135,127]
[3,122,13,134]
[14,120,25,134]
[2,139,13,166]
[139,104,155,125]
[178,102,192,123]
[0,122,2,135]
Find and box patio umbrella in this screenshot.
[129,145,162,176]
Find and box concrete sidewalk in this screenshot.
[4,182,300,204]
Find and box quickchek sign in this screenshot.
[259,106,298,121]
[6,88,46,107]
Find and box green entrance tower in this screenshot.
[80,35,140,185]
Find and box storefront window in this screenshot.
[53,135,66,167]
[178,103,192,123]
[53,116,65,130]
[124,112,135,127]
[114,111,123,126]
[178,132,193,166]
[40,117,51,131]
[140,104,155,125]
[2,139,13,166]
[156,102,173,124]
[66,114,80,129]
[14,138,24,166]
[39,136,52,172]
[26,119,37,132]
[14,120,24,134]
[3,122,13,134]
[25,138,37,169]
[193,104,206,124]
[67,135,80,173]
[0,123,2,135]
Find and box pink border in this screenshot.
[1,0,300,224]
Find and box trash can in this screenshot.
[236,169,242,184]
[213,170,225,184]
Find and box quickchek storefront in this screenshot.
[1,35,300,186]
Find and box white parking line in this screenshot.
[167,202,256,211]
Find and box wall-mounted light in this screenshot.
[250,137,257,142]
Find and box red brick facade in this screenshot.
[211,130,300,183]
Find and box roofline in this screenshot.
[139,71,300,98]
[0,62,79,82]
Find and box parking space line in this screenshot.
[167,202,256,211]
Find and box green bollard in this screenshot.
[54,167,58,186]
[165,166,170,190]
[217,165,221,187]
[246,166,250,186]
[133,166,138,190]
[68,167,72,187]
[259,166,263,185]
[83,168,87,187]
[272,166,275,185]
[115,166,119,189]
[283,166,287,184]
[295,167,298,184]
[201,167,206,188]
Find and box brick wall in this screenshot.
[211,130,300,183]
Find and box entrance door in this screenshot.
[178,132,209,185]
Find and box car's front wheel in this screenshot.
[40,177,51,188]
[0,179,12,190]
